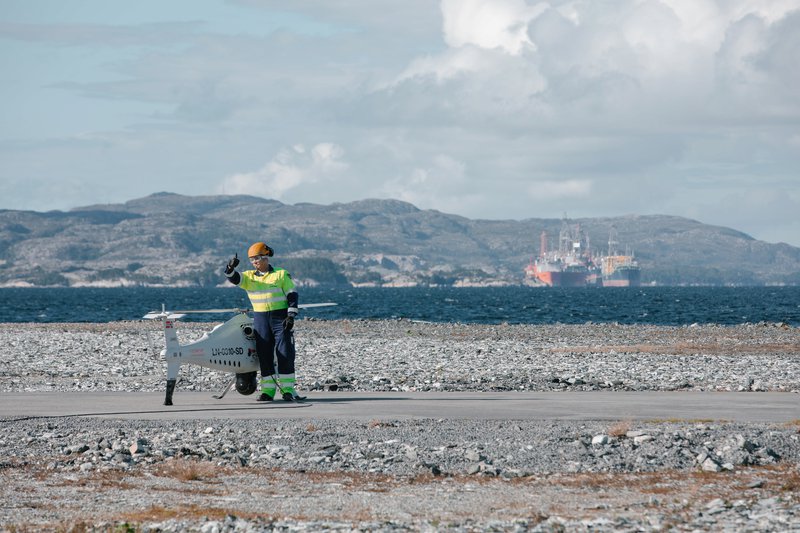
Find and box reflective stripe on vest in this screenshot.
[248,288,286,305]
[239,268,294,312]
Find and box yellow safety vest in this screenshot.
[239,268,295,312]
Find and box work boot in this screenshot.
[283,392,307,402]
[256,393,273,402]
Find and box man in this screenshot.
[224,242,303,402]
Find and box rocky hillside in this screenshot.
[0,193,798,287]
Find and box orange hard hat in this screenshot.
[248,242,274,258]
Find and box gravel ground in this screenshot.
[1,318,799,532]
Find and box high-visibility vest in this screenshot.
[239,268,295,312]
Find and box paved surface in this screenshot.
[1,391,797,422]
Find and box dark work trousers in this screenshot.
[252,309,295,377]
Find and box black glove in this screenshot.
[283,315,294,332]
[224,253,239,275]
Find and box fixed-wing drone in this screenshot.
[144,303,336,405]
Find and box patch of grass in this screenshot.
[118,504,229,523]
[154,459,227,482]
[784,419,800,432]
[649,418,726,424]
[608,420,632,437]
[527,465,800,511]
[778,468,800,492]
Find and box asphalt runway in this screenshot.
[1,391,797,422]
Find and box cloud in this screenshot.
[528,179,592,200]
[378,154,472,209]
[220,143,349,198]
[1,0,799,246]
[440,0,548,55]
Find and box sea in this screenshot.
[0,286,798,326]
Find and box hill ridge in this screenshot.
[0,194,798,287]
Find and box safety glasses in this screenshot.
[250,255,269,263]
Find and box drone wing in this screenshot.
[143,303,335,320]
[143,312,187,320]
[163,308,249,314]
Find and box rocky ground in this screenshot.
[1,318,799,532]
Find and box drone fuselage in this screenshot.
[160,312,259,405]
[162,312,259,374]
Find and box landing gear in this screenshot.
[164,379,176,406]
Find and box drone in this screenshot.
[144,303,336,405]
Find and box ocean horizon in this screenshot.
[1,286,798,326]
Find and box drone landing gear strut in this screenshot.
[212,377,236,400]
[164,379,176,406]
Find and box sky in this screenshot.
[1,0,799,247]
